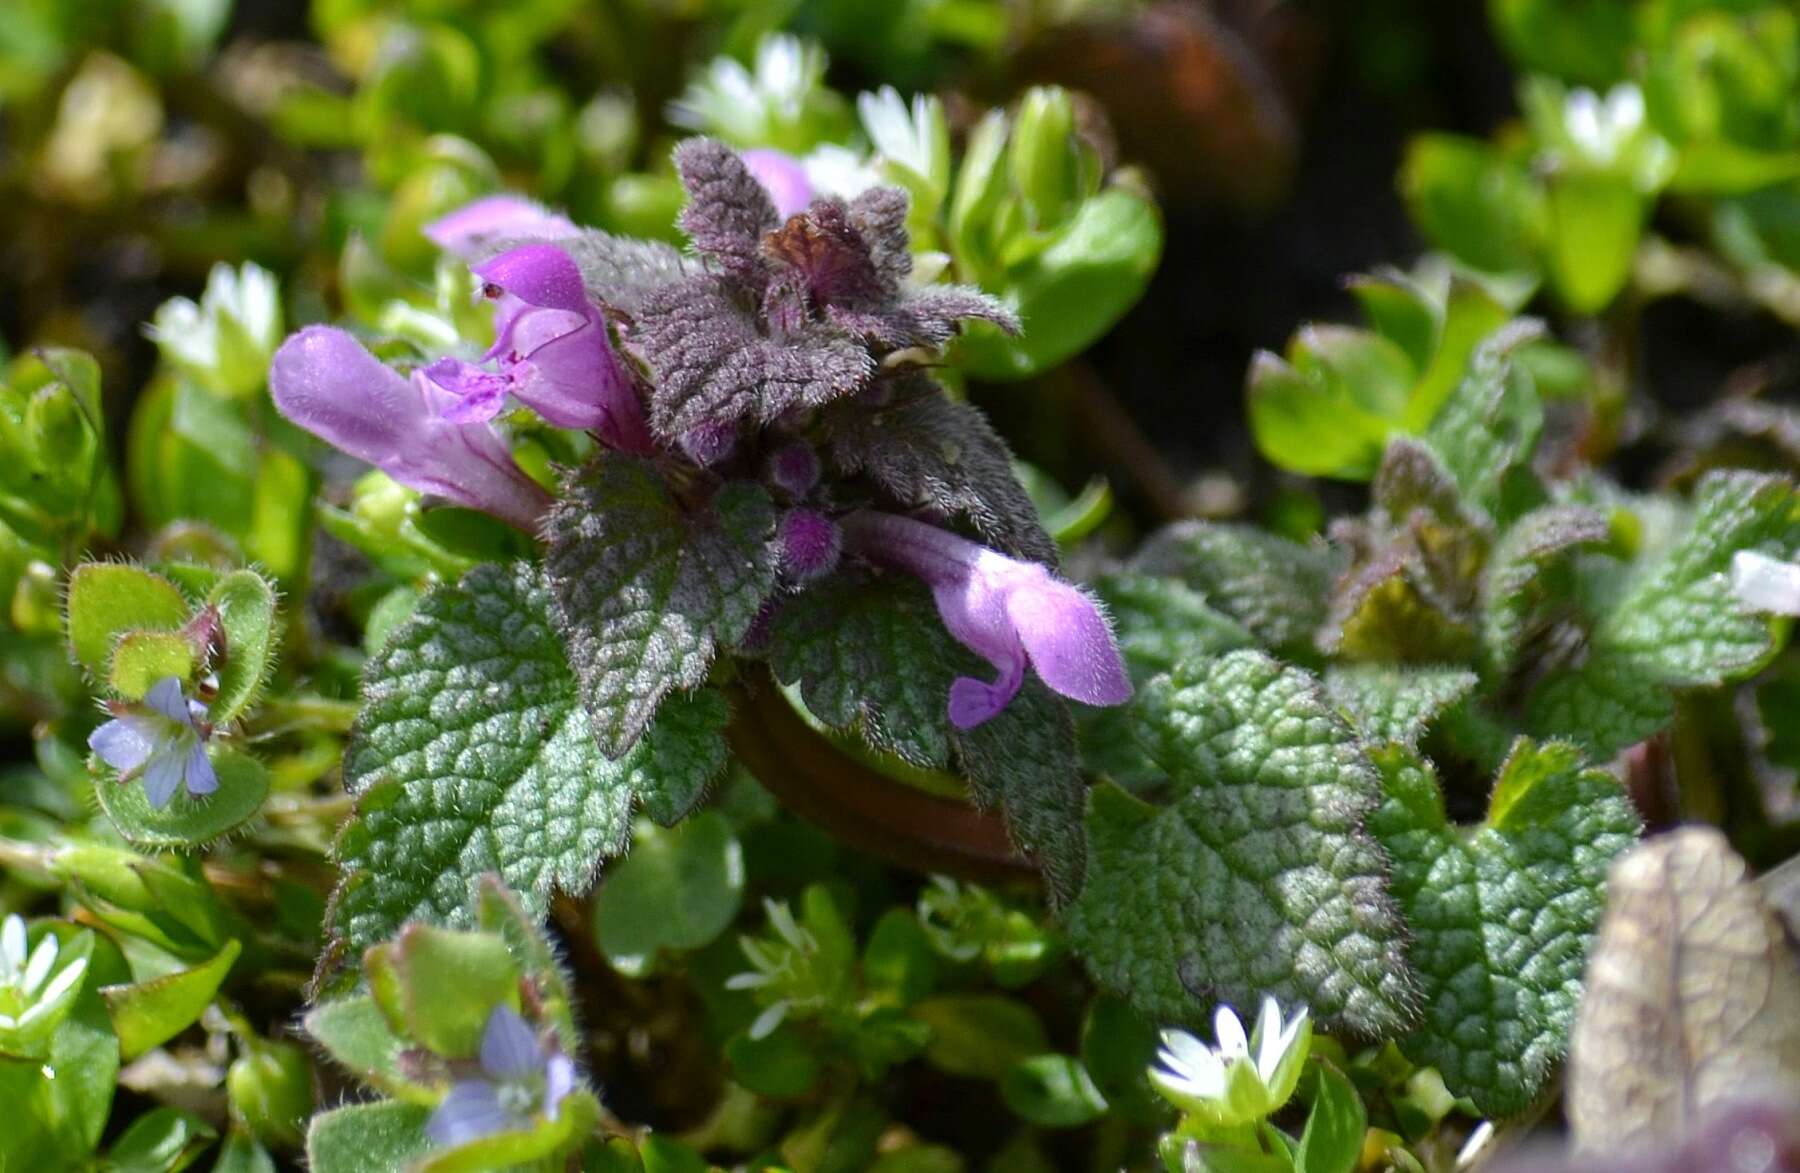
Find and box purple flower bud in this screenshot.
[425,1005,579,1148]
[438,244,655,453]
[678,420,738,467]
[424,195,579,259]
[767,442,821,498]
[88,676,218,809]
[740,149,814,219]
[271,326,552,532]
[779,509,841,583]
[842,511,1131,728]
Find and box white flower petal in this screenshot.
[37,956,87,1008]
[21,936,58,996]
[1,915,25,974]
[1213,1005,1249,1060]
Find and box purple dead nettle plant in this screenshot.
[268,135,1131,729]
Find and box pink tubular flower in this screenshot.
[422,244,654,453]
[741,149,814,219]
[271,326,552,532]
[424,195,579,259]
[842,511,1131,728]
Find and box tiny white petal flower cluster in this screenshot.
[0,914,92,1050]
[669,34,833,149]
[1148,996,1311,1126]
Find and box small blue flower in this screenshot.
[87,676,218,809]
[426,1005,578,1148]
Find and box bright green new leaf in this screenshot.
[363,924,517,1059]
[1065,652,1416,1036]
[1295,1061,1366,1173]
[100,938,241,1060]
[1367,740,1639,1114]
[66,562,191,679]
[108,629,197,699]
[955,189,1162,380]
[103,1106,216,1173]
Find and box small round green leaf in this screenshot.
[66,562,191,679]
[95,747,270,849]
[207,569,279,722]
[593,813,744,977]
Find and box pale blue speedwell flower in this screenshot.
[88,676,218,809]
[0,915,92,1054]
[1149,996,1311,1126]
[426,1005,578,1147]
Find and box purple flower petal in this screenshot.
[842,511,1131,727]
[1005,576,1133,709]
[474,244,589,321]
[425,196,579,260]
[142,749,185,809]
[471,246,654,453]
[741,149,814,219]
[421,357,510,423]
[143,676,191,725]
[426,1079,510,1147]
[543,1053,576,1120]
[479,1005,541,1082]
[271,326,552,532]
[88,717,159,773]
[183,743,218,798]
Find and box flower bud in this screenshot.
[227,1038,314,1149]
[1008,87,1081,230]
[777,509,841,583]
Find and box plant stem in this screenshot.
[723,665,1037,887]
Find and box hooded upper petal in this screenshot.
[741,149,814,219]
[470,245,654,452]
[425,195,579,259]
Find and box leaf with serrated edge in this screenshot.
[1325,664,1477,748]
[331,562,728,949]
[1064,651,1416,1036]
[546,457,775,757]
[1093,572,1257,683]
[1566,827,1800,1150]
[770,572,1086,895]
[819,375,1054,564]
[1595,471,1798,686]
[769,572,972,769]
[1525,472,1798,755]
[1368,740,1639,1115]
[1479,504,1609,677]
[1130,523,1337,654]
[953,680,1085,907]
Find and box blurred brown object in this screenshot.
[1017,1,1319,210]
